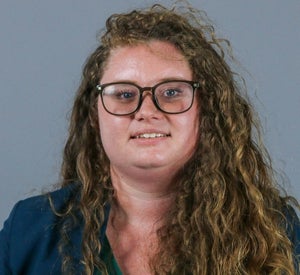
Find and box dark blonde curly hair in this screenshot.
[54,3,299,274]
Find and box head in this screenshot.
[62,4,240,188]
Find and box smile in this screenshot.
[133,133,170,139]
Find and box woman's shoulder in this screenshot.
[1,182,79,237]
[0,182,82,274]
[14,182,79,212]
[3,182,80,235]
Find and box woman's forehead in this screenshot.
[101,41,192,86]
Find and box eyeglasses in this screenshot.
[96,80,200,116]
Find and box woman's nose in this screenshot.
[134,92,161,120]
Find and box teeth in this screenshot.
[136,133,167,139]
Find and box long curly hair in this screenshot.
[54,3,299,274]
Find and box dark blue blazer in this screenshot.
[1,184,300,274]
[0,184,97,275]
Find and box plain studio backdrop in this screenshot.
[0,0,299,226]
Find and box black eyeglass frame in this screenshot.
[96,80,201,116]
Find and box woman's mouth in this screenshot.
[132,133,170,139]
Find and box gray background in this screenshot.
[0,0,299,226]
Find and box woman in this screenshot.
[1,3,299,275]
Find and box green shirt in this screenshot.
[94,235,122,275]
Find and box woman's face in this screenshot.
[97,41,199,182]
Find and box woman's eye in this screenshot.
[164,89,180,97]
[122,92,133,98]
[115,90,136,100]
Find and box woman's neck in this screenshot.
[106,166,175,274]
[109,165,176,229]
